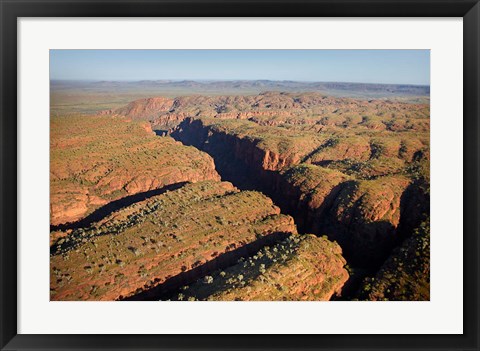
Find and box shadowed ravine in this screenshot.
[50,182,188,232]
[50,111,428,301]
[168,123,428,299]
[121,231,290,301]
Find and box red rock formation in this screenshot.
[50,181,300,301]
[50,115,220,227]
[171,116,428,269]
[99,92,430,132]
[171,234,349,301]
[113,97,175,120]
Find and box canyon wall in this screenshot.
[50,115,219,227]
[51,181,348,301]
[171,117,429,271]
[51,92,429,301]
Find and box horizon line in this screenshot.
[50,79,431,87]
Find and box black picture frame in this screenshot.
[1,1,478,350]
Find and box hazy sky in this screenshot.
[50,50,430,85]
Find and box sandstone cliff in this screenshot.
[171,114,429,270]
[51,181,303,301]
[100,92,430,132]
[357,217,430,301]
[167,234,348,301]
[50,115,220,227]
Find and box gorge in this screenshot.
[50,91,430,301]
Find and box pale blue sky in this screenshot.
[50,50,430,85]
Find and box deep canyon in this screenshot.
[50,91,430,301]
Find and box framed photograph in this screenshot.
[1,0,478,350]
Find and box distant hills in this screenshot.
[51,79,430,99]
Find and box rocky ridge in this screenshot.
[99,92,430,132]
[170,115,429,271]
[51,181,347,301]
[50,115,219,227]
[167,234,348,301]
[51,90,430,301]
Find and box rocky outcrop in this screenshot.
[50,115,219,227]
[275,166,418,268]
[99,92,430,131]
[171,117,311,173]
[277,164,351,232]
[315,176,411,268]
[171,116,429,270]
[167,234,349,301]
[50,181,302,301]
[357,217,430,301]
[101,97,175,120]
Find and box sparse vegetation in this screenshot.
[50,88,429,302]
[357,217,430,301]
[166,234,348,301]
[50,115,219,226]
